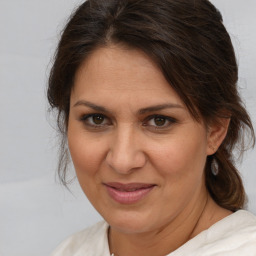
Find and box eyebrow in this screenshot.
[73,100,183,114]
[138,103,183,114]
[73,100,108,113]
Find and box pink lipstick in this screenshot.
[104,182,155,204]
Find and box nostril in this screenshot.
[106,148,146,174]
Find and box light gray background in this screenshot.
[0,1,255,255]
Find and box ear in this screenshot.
[207,117,230,156]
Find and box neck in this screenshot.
[109,194,231,256]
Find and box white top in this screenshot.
[51,210,256,256]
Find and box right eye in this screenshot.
[80,113,111,128]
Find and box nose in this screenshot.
[106,126,146,174]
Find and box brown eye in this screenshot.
[80,113,110,128]
[92,114,105,125]
[144,115,177,130]
[154,117,166,126]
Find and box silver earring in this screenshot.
[211,158,219,176]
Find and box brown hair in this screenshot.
[48,0,255,211]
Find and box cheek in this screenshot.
[148,135,208,211]
[68,130,106,178]
[68,131,108,204]
[149,132,208,179]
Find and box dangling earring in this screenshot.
[211,158,219,176]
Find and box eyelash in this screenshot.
[79,113,177,131]
[143,115,177,130]
[79,114,111,129]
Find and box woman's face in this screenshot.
[68,46,214,234]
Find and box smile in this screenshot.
[104,182,156,204]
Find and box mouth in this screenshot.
[103,182,156,204]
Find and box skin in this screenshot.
[68,45,231,256]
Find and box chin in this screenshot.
[110,221,150,234]
[104,209,157,234]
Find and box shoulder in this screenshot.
[51,221,110,256]
[204,210,256,255]
[209,209,256,234]
[171,210,256,256]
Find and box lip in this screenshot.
[103,182,156,204]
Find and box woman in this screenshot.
[49,0,256,255]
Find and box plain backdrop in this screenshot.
[0,1,255,255]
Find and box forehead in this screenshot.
[75,46,163,87]
[72,46,184,106]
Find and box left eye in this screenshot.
[149,116,167,126]
[144,115,176,128]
